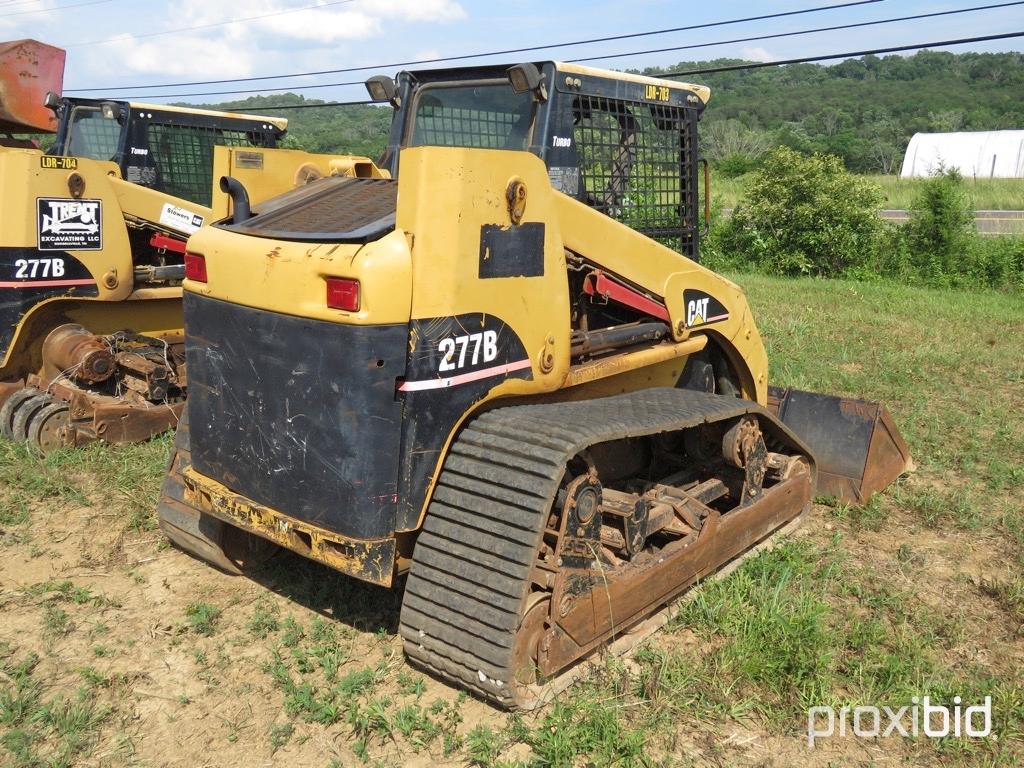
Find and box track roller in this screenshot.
[27,400,71,452]
[0,387,75,451]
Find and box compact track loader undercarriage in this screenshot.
[401,390,814,707]
[157,60,910,707]
[0,324,185,448]
[161,388,814,708]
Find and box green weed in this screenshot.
[42,605,72,639]
[0,649,111,767]
[979,576,1024,623]
[268,722,293,753]
[465,724,501,765]
[246,603,280,639]
[185,602,221,636]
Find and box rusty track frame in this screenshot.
[517,506,810,710]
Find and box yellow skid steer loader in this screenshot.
[159,61,911,707]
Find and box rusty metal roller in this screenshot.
[41,324,116,383]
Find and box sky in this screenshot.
[1,0,1022,105]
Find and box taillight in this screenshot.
[326,277,360,311]
[184,251,207,283]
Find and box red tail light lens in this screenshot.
[184,251,207,283]
[326,277,360,311]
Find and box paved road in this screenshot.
[718,209,1024,235]
[881,210,1024,235]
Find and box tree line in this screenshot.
[196,50,1024,175]
[641,49,1024,175]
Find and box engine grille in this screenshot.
[224,176,397,243]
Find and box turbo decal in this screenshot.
[401,313,532,392]
[683,289,729,328]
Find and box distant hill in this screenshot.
[182,93,393,160]
[644,50,1024,173]
[187,50,1024,174]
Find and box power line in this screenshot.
[568,0,1024,64]
[665,30,1024,77]
[66,0,885,92]
[0,0,110,17]
[129,79,365,100]
[111,1,1022,100]
[62,0,356,48]
[237,29,1024,111]
[226,99,374,112]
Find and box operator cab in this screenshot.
[367,62,709,258]
[49,97,286,207]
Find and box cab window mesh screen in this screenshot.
[572,96,697,255]
[411,84,534,150]
[146,124,256,206]
[67,108,120,161]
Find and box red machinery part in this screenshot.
[582,270,670,322]
[0,39,66,134]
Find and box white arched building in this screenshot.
[900,130,1024,178]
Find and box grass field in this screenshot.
[1,275,1022,767]
[713,174,1024,212]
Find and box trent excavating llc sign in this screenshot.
[37,197,102,251]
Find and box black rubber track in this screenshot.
[399,387,808,707]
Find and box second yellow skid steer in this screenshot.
[159,61,911,707]
[0,38,384,449]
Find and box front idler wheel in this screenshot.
[510,593,551,696]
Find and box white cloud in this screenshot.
[740,47,776,63]
[27,0,470,88]
[250,10,387,42]
[88,32,258,80]
[248,0,466,44]
[0,0,76,32]
[361,0,465,23]
[157,0,465,44]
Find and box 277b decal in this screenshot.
[1,250,96,289]
[438,331,499,372]
[401,314,533,392]
[14,258,65,278]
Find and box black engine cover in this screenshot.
[184,293,407,540]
